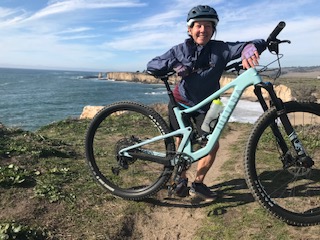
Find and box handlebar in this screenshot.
[225,21,290,73]
[267,21,286,43]
[267,21,290,54]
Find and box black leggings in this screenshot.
[168,102,206,136]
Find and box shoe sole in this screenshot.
[174,186,190,198]
[189,190,217,202]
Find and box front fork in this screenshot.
[254,82,314,168]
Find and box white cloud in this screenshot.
[57,27,92,34]
[0,7,28,27]
[120,10,182,31]
[103,31,185,51]
[29,0,146,20]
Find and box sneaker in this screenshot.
[175,178,189,197]
[189,182,217,201]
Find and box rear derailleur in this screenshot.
[112,136,139,175]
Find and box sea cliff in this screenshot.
[80,72,293,119]
[106,72,180,85]
[105,72,293,101]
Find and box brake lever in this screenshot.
[280,40,291,44]
[268,39,291,54]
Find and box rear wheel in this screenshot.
[85,101,175,200]
[245,101,320,226]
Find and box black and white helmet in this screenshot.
[187,5,219,27]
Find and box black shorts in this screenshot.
[168,102,206,136]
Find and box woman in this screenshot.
[147,5,267,201]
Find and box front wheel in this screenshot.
[85,101,175,200]
[244,101,320,226]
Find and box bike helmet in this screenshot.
[187,5,219,27]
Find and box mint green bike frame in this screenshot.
[119,68,263,166]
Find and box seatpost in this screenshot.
[162,76,178,107]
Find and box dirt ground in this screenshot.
[133,127,243,239]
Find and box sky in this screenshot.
[0,0,319,72]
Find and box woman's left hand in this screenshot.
[241,43,260,69]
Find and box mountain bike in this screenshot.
[85,22,320,226]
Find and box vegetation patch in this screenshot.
[0,164,36,188]
[0,124,77,161]
[0,222,50,240]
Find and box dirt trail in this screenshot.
[134,127,243,239]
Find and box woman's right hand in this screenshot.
[173,64,190,77]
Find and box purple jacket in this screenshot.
[147,38,266,111]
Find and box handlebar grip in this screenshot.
[267,21,286,42]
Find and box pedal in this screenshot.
[298,156,314,168]
[167,182,177,197]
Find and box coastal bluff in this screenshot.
[105,72,293,101]
[79,72,293,119]
[106,71,180,85]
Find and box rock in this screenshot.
[79,106,104,119]
[106,72,180,85]
[242,84,293,102]
[273,84,294,102]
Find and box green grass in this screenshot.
[275,77,319,101]
[0,120,137,239]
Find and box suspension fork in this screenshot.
[254,83,289,155]
[254,82,314,167]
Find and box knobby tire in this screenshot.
[85,101,175,200]
[245,101,320,226]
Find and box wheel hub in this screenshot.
[114,137,138,169]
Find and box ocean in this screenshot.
[0,68,263,131]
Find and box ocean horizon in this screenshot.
[0,67,263,131]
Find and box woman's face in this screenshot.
[188,21,214,46]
